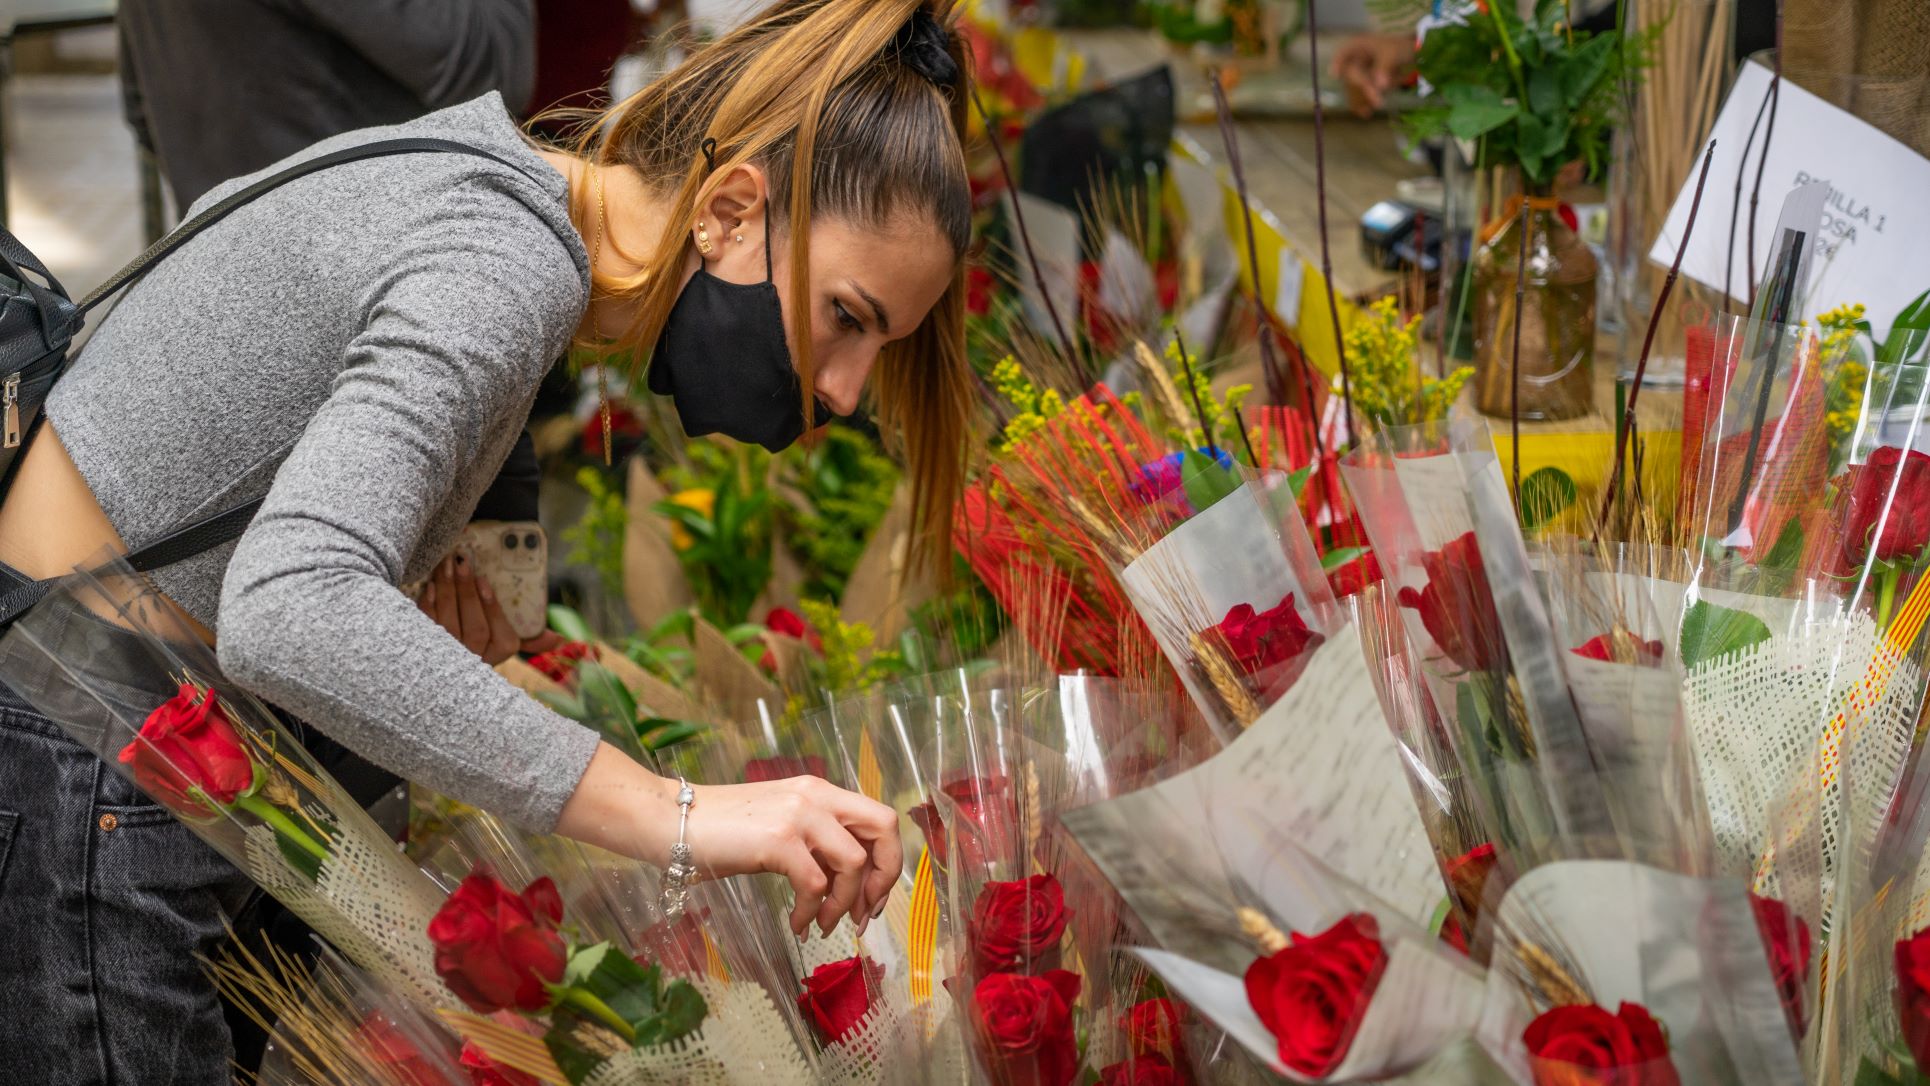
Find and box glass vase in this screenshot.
[1472,185,1599,421]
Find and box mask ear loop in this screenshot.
[702,136,775,285]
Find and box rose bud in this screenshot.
[427,868,568,1014]
[118,685,256,813]
[798,956,885,1045]
[964,970,1083,1086]
[968,873,1071,978]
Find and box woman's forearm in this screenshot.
[553,742,683,865]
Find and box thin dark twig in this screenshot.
[1305,0,1357,451]
[1596,141,1718,539]
[1510,201,1530,507]
[1231,404,1262,470]
[1745,15,1784,313]
[972,90,1079,372]
[1723,89,1771,313]
[1208,71,1290,409]
[1173,328,1218,453]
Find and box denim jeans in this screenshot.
[0,562,255,1085]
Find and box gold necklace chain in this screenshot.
[592,163,612,466]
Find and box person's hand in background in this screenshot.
[1331,31,1417,117]
[417,549,556,664]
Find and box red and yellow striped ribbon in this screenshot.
[858,728,884,802]
[907,846,938,1004]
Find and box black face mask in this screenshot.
[648,216,830,452]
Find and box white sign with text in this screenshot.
[1651,61,1930,336]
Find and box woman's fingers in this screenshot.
[431,557,461,636]
[802,810,870,936]
[771,839,829,937]
[821,786,905,916]
[452,551,490,655]
[474,576,520,665]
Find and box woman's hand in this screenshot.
[683,775,904,938]
[1330,31,1416,117]
[556,744,903,938]
[418,550,551,664]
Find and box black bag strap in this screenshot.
[0,137,550,628]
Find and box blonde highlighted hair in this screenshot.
[553,0,975,573]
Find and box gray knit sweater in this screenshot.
[46,93,602,831]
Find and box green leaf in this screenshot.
[1287,464,1315,501]
[1526,66,1561,118]
[723,623,767,645]
[575,945,673,1030]
[1517,466,1577,531]
[548,605,595,644]
[577,662,641,747]
[564,942,613,987]
[639,720,707,751]
[536,692,588,719]
[545,1010,612,1085]
[1558,33,1618,109]
[1758,516,1807,592]
[1880,288,1930,367]
[1444,84,1519,141]
[1179,450,1241,518]
[1321,546,1371,573]
[1678,600,1773,670]
[635,979,708,1047]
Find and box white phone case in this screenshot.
[406,520,549,641]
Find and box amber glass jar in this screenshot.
[1472,186,1599,421]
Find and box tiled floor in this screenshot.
[5,70,144,299]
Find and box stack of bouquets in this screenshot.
[830,669,1216,1086]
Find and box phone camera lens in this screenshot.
[524,532,541,550]
[503,533,518,550]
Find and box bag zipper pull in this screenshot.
[3,373,20,449]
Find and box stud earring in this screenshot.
[695,221,714,255]
[734,233,745,243]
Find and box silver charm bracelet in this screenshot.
[659,777,697,917]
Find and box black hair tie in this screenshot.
[893,10,960,92]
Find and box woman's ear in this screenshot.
[701,164,768,247]
[698,164,773,281]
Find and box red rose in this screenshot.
[1895,926,1930,1069]
[1243,913,1388,1077]
[1841,446,1930,567]
[1123,998,1186,1062]
[1524,1001,1680,1086]
[968,265,998,317]
[1327,551,1384,599]
[1570,634,1665,664]
[527,641,596,685]
[909,775,1016,872]
[1397,531,1506,673]
[636,910,711,977]
[969,874,1070,978]
[1154,260,1181,314]
[1098,1054,1184,1086]
[461,1040,542,1086]
[759,607,823,671]
[581,402,645,460]
[1444,843,1498,917]
[1215,595,1318,674]
[427,868,568,1014]
[117,685,256,812]
[1749,894,1811,1036]
[744,755,828,784]
[967,970,1083,1086]
[357,1014,445,1086]
[798,956,885,1045]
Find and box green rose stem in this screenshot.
[1877,563,1903,632]
[233,793,330,864]
[559,987,638,1045]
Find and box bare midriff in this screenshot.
[0,426,215,642]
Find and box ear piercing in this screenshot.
[695,220,714,255]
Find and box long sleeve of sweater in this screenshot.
[215,177,599,832]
